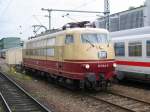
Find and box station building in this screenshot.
[95,0,150,32]
[0,37,21,50]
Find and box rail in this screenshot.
[0,71,51,112]
[87,91,150,112]
[0,92,12,112]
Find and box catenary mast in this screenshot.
[104,0,110,30]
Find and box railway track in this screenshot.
[87,91,150,112]
[0,92,11,112]
[0,71,51,112]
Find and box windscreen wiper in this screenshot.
[85,39,95,47]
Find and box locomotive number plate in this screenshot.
[98,51,107,58]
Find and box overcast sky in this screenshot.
[0,0,145,40]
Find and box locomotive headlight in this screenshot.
[113,63,117,68]
[85,64,90,69]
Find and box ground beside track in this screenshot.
[111,84,150,103]
[1,58,150,112]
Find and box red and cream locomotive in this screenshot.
[23,27,116,90]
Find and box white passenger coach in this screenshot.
[111,27,150,81]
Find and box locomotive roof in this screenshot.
[27,28,108,42]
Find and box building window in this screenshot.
[146,40,150,56]
[128,41,142,56]
[65,35,74,44]
[114,42,125,56]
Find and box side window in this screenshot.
[33,50,36,55]
[30,49,33,56]
[35,49,38,55]
[38,49,41,56]
[47,48,54,56]
[128,41,142,56]
[146,40,150,56]
[26,43,29,49]
[44,49,47,56]
[26,50,28,56]
[40,49,44,56]
[65,35,74,44]
[114,42,125,56]
[47,37,55,46]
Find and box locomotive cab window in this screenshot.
[65,35,74,44]
[146,40,150,56]
[81,33,108,44]
[114,42,125,56]
[128,41,142,56]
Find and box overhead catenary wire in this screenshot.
[61,0,99,24]
[62,13,79,22]
[41,8,106,29]
[32,15,43,25]
[73,0,98,10]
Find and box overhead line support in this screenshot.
[41,8,107,30]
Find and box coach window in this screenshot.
[114,42,125,56]
[65,35,74,44]
[146,40,150,56]
[129,42,142,56]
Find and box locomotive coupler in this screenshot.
[85,73,96,89]
[99,73,108,90]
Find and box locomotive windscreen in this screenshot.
[81,33,109,44]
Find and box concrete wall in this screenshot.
[5,48,22,65]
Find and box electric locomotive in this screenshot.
[23,27,116,90]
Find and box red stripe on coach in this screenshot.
[116,60,150,67]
